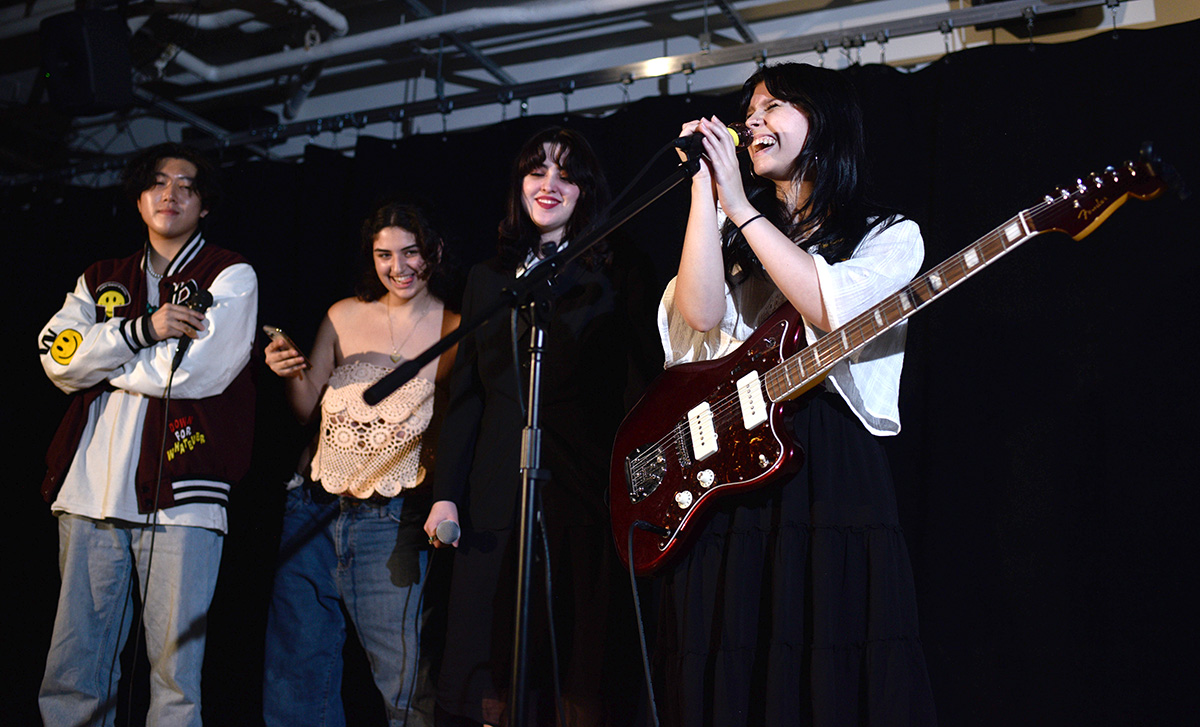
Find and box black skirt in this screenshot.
[653,388,936,726]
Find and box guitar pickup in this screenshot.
[736,371,767,430]
[687,401,718,461]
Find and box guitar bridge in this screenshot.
[625,443,666,503]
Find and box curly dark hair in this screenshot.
[122,142,221,212]
[356,202,451,303]
[497,127,612,270]
[723,62,897,276]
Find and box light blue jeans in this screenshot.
[262,484,432,727]
[39,513,223,727]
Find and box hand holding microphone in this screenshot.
[170,288,213,371]
[150,299,208,344]
[674,119,753,156]
[429,520,461,547]
[678,117,759,221]
[425,500,461,548]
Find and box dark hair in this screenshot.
[723,62,896,275]
[122,142,221,212]
[356,202,450,303]
[497,127,612,270]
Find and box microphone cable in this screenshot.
[121,290,207,726]
[535,489,567,727]
[398,516,435,726]
[121,352,180,727]
[626,521,665,727]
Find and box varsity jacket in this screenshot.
[39,233,258,513]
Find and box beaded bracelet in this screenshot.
[736,213,764,232]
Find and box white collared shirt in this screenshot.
[515,239,568,278]
[657,218,924,436]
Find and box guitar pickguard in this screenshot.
[610,312,804,575]
[612,151,1171,576]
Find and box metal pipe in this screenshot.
[164,0,673,85]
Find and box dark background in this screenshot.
[4,20,1198,725]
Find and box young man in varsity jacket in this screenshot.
[36,142,258,726]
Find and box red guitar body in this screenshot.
[610,148,1169,576]
[609,302,809,576]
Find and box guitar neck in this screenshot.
[764,211,1041,402]
[760,152,1167,402]
[612,152,1166,576]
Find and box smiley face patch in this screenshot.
[49,329,83,365]
[95,282,131,320]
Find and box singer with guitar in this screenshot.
[36,143,258,726]
[653,63,935,725]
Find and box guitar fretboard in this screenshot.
[762,211,1038,402]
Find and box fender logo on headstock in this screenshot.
[613,145,1177,576]
[1076,196,1111,221]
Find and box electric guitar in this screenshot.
[610,147,1171,576]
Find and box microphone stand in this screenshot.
[363,147,704,726]
[511,292,547,724]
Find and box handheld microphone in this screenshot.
[674,122,753,153]
[171,288,213,371]
[431,520,461,546]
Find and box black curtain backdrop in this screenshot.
[5,19,1198,725]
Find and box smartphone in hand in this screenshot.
[262,325,312,369]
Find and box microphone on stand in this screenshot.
[673,122,753,154]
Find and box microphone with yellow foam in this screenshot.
[673,122,753,155]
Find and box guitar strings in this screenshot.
[624,168,1150,559]
[631,252,956,473]
[637,161,1156,490]
[629,186,1091,476]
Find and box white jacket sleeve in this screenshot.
[38,264,258,399]
[39,273,148,393]
[111,263,258,399]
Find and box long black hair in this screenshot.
[497,127,612,270]
[723,62,897,276]
[356,202,451,303]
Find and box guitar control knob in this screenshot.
[696,469,715,488]
[758,454,770,468]
[674,490,693,509]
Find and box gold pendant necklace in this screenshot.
[386,296,433,364]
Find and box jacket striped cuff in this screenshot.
[119,315,157,351]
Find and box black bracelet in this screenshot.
[736,213,764,232]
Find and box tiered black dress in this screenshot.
[651,219,936,725]
[653,388,936,725]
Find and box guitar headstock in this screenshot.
[1028,145,1169,242]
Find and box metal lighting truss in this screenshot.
[6,0,1121,185]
